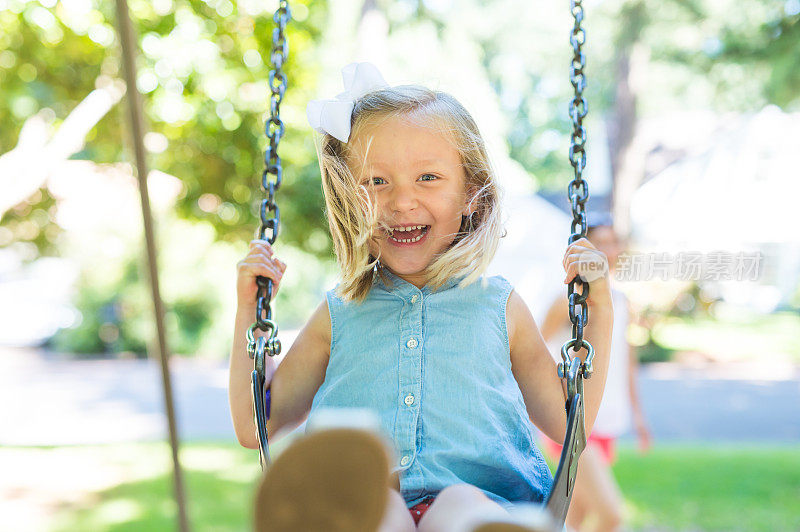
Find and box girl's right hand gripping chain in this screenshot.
[236,239,287,307]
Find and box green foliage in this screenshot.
[48,281,118,355]
[653,310,800,364]
[718,6,800,108]
[3,0,335,356]
[48,211,334,357]
[644,0,800,112]
[50,251,150,356]
[468,0,800,191]
[0,189,62,257]
[636,338,675,363]
[1,0,332,257]
[5,0,799,356]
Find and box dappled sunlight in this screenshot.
[0,442,262,530]
[180,444,263,484]
[180,445,247,472]
[45,443,259,531]
[0,444,168,531]
[92,499,145,527]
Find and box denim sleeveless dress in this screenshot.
[308,268,554,509]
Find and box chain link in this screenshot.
[253,1,291,337]
[561,0,594,378]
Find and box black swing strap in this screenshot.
[246,0,292,470]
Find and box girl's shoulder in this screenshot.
[466,273,514,295]
[485,273,513,289]
[325,282,389,305]
[447,274,514,309]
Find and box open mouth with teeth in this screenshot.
[388,225,430,244]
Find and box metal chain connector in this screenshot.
[246,322,282,360]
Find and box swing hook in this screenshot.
[559,337,595,381]
[246,321,282,365]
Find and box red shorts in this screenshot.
[542,433,616,466]
[408,496,436,525]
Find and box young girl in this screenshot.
[229,62,614,532]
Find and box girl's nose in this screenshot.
[388,184,419,213]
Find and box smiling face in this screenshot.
[349,114,475,288]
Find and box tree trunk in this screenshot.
[607,1,648,238]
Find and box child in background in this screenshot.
[229,62,614,532]
[540,212,652,532]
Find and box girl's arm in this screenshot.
[228,238,331,448]
[228,302,275,448]
[228,299,331,448]
[508,237,614,442]
[508,289,613,443]
[540,292,569,343]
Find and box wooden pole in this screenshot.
[112,1,190,530]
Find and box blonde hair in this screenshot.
[314,84,505,302]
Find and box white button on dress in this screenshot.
[404,394,415,406]
[406,338,418,349]
[400,455,411,466]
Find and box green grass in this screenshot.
[3,442,798,531]
[610,444,800,531]
[541,443,800,531]
[652,310,800,364]
[1,442,263,532]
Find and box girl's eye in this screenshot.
[366,175,436,185]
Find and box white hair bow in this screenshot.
[306,62,390,143]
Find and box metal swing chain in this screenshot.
[561,0,594,380]
[246,0,291,469]
[546,0,595,526]
[247,0,291,360]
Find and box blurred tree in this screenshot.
[457,0,799,233]
[3,0,799,355]
[1,0,330,257]
[4,0,798,252]
[404,0,799,194]
[4,0,799,250]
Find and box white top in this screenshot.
[545,287,632,437]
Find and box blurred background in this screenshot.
[1,0,798,530]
